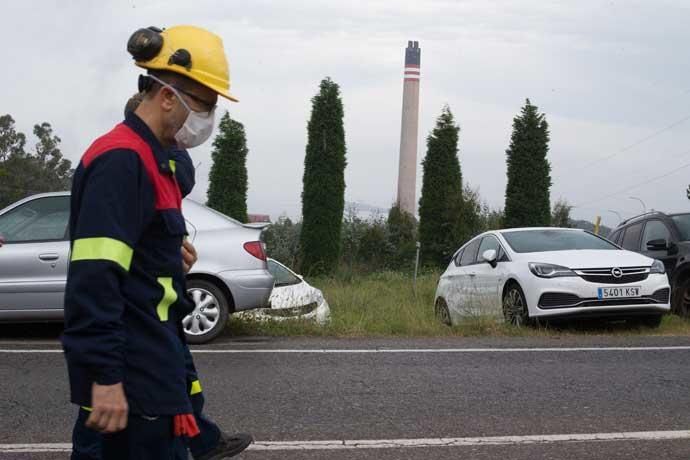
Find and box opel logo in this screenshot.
[611,267,623,278]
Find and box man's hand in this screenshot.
[182,239,198,273]
[86,382,129,433]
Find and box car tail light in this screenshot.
[244,241,267,261]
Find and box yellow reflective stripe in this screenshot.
[169,159,176,174]
[81,406,92,412]
[71,237,133,272]
[190,379,202,395]
[156,277,177,322]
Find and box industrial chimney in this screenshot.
[396,40,421,216]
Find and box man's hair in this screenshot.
[124,92,145,117]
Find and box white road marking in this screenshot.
[190,346,690,354]
[2,431,689,453]
[0,349,63,353]
[0,340,59,345]
[0,443,71,453]
[251,431,690,450]
[1,345,689,354]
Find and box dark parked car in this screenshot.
[609,211,690,316]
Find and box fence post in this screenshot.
[413,241,421,296]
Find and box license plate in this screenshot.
[597,286,640,300]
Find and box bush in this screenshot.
[264,216,301,267]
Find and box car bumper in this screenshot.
[237,299,331,325]
[533,307,668,320]
[217,268,274,311]
[523,273,671,318]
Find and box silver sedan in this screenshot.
[0,192,274,343]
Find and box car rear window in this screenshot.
[453,248,464,267]
[501,229,618,253]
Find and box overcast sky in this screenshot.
[2,0,689,227]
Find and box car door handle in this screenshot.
[39,253,60,262]
[468,272,476,277]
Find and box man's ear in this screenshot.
[159,87,177,112]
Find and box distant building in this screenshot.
[248,214,271,223]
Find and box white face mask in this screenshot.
[148,74,216,149]
[173,103,215,149]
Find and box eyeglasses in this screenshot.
[147,74,216,113]
[171,84,217,113]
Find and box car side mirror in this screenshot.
[482,249,498,268]
[646,238,668,251]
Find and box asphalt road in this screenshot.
[0,328,688,459]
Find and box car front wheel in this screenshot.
[502,283,529,327]
[183,279,230,344]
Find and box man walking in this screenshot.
[69,93,251,460]
[63,25,248,458]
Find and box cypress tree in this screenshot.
[386,204,417,269]
[504,99,552,228]
[207,111,249,222]
[418,106,463,268]
[299,78,347,276]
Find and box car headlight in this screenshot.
[528,262,576,278]
[650,259,666,274]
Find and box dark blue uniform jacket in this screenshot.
[62,113,196,416]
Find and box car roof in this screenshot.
[498,227,584,233]
[454,228,585,253]
[14,191,70,200]
[0,191,71,214]
[615,211,670,228]
[0,192,267,233]
[460,228,585,246]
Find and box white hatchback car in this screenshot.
[435,228,671,327]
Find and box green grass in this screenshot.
[227,271,690,338]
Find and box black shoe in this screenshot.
[196,432,253,460]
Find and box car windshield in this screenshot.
[671,214,690,241]
[501,229,618,253]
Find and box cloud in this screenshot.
[1,0,688,228]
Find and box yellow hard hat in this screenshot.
[127,25,238,102]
